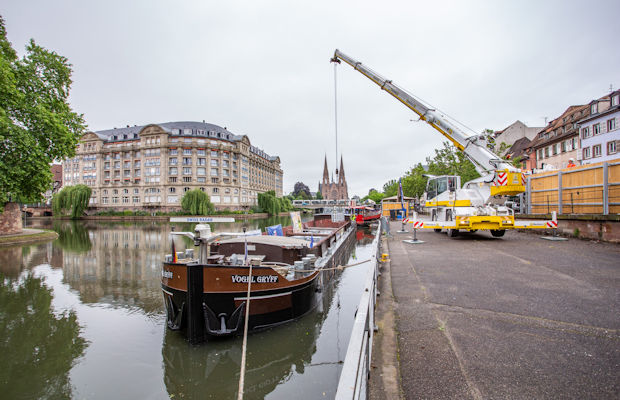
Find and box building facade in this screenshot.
[318,156,348,200]
[578,91,620,164]
[493,120,543,154]
[62,121,283,211]
[529,105,588,170]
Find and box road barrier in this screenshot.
[335,222,382,399]
[527,159,620,215]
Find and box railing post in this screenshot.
[603,162,609,215]
[558,171,563,215]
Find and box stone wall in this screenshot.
[0,203,23,235]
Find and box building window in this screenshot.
[197,158,206,166]
[537,149,543,159]
[607,141,617,155]
[593,144,602,157]
[169,148,178,155]
[591,103,598,114]
[169,177,177,183]
[134,189,139,194]
[612,95,619,106]
[197,149,206,156]
[211,178,218,184]
[211,159,218,167]
[583,147,591,159]
[183,167,192,175]
[183,177,191,182]
[184,187,190,192]
[168,195,178,203]
[169,167,177,175]
[561,141,566,152]
[213,187,219,194]
[169,158,178,165]
[581,127,590,139]
[211,150,218,158]
[211,168,219,176]
[593,123,601,135]
[133,196,140,203]
[552,144,558,156]
[196,167,206,176]
[197,177,206,183]
[544,147,549,157]
[169,187,176,193]
[182,157,192,165]
[183,148,192,155]
[607,118,616,132]
[211,195,220,203]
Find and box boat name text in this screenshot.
[231,275,278,284]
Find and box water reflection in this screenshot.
[0,272,87,400]
[0,218,373,399]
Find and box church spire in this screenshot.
[338,156,346,184]
[322,155,329,184]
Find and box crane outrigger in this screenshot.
[331,49,552,237]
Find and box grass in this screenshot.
[0,229,58,246]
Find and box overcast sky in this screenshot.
[4,0,619,196]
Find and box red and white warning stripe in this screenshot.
[413,221,424,229]
[403,218,409,224]
[546,220,558,228]
[496,172,508,186]
[521,173,527,186]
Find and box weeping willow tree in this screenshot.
[181,189,214,215]
[257,190,292,216]
[52,185,91,219]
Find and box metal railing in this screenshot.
[335,222,382,400]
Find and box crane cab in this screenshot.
[424,175,460,205]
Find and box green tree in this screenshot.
[426,141,480,185]
[315,191,323,200]
[382,179,398,197]
[402,163,428,198]
[0,17,86,211]
[181,189,215,215]
[258,191,281,216]
[51,184,91,219]
[362,189,385,203]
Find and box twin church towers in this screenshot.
[318,155,348,200]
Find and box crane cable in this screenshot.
[334,62,339,175]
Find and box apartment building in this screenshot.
[62,121,283,211]
[529,104,589,170]
[578,90,620,164]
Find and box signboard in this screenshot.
[290,211,303,234]
[169,217,235,223]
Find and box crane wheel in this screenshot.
[490,229,506,238]
[447,228,459,238]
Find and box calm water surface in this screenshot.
[0,217,376,399]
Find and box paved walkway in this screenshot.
[0,228,57,246]
[370,222,619,399]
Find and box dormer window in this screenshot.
[591,103,598,114]
[613,95,620,106]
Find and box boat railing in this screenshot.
[335,222,382,400]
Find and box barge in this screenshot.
[161,214,356,343]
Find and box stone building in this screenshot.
[493,120,543,155]
[62,121,283,211]
[318,156,348,200]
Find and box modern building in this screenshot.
[62,121,283,211]
[318,156,348,200]
[578,90,620,164]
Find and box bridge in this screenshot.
[291,199,356,209]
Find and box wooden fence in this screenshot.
[527,159,620,215]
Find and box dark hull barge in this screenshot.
[161,217,355,343]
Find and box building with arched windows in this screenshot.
[62,121,283,211]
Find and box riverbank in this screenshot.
[0,229,59,247]
[27,211,303,222]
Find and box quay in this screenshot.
[370,221,619,399]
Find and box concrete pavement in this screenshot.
[370,223,620,399]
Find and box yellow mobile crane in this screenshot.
[331,49,551,237]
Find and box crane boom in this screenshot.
[331,49,515,174]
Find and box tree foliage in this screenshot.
[258,190,292,216]
[315,191,323,200]
[181,189,215,215]
[426,142,480,185]
[362,189,385,203]
[0,17,86,210]
[51,184,91,219]
[292,182,311,199]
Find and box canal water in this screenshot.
[0,217,377,399]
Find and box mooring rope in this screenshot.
[237,262,253,400]
[276,258,371,273]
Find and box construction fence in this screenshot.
[527,159,620,215]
